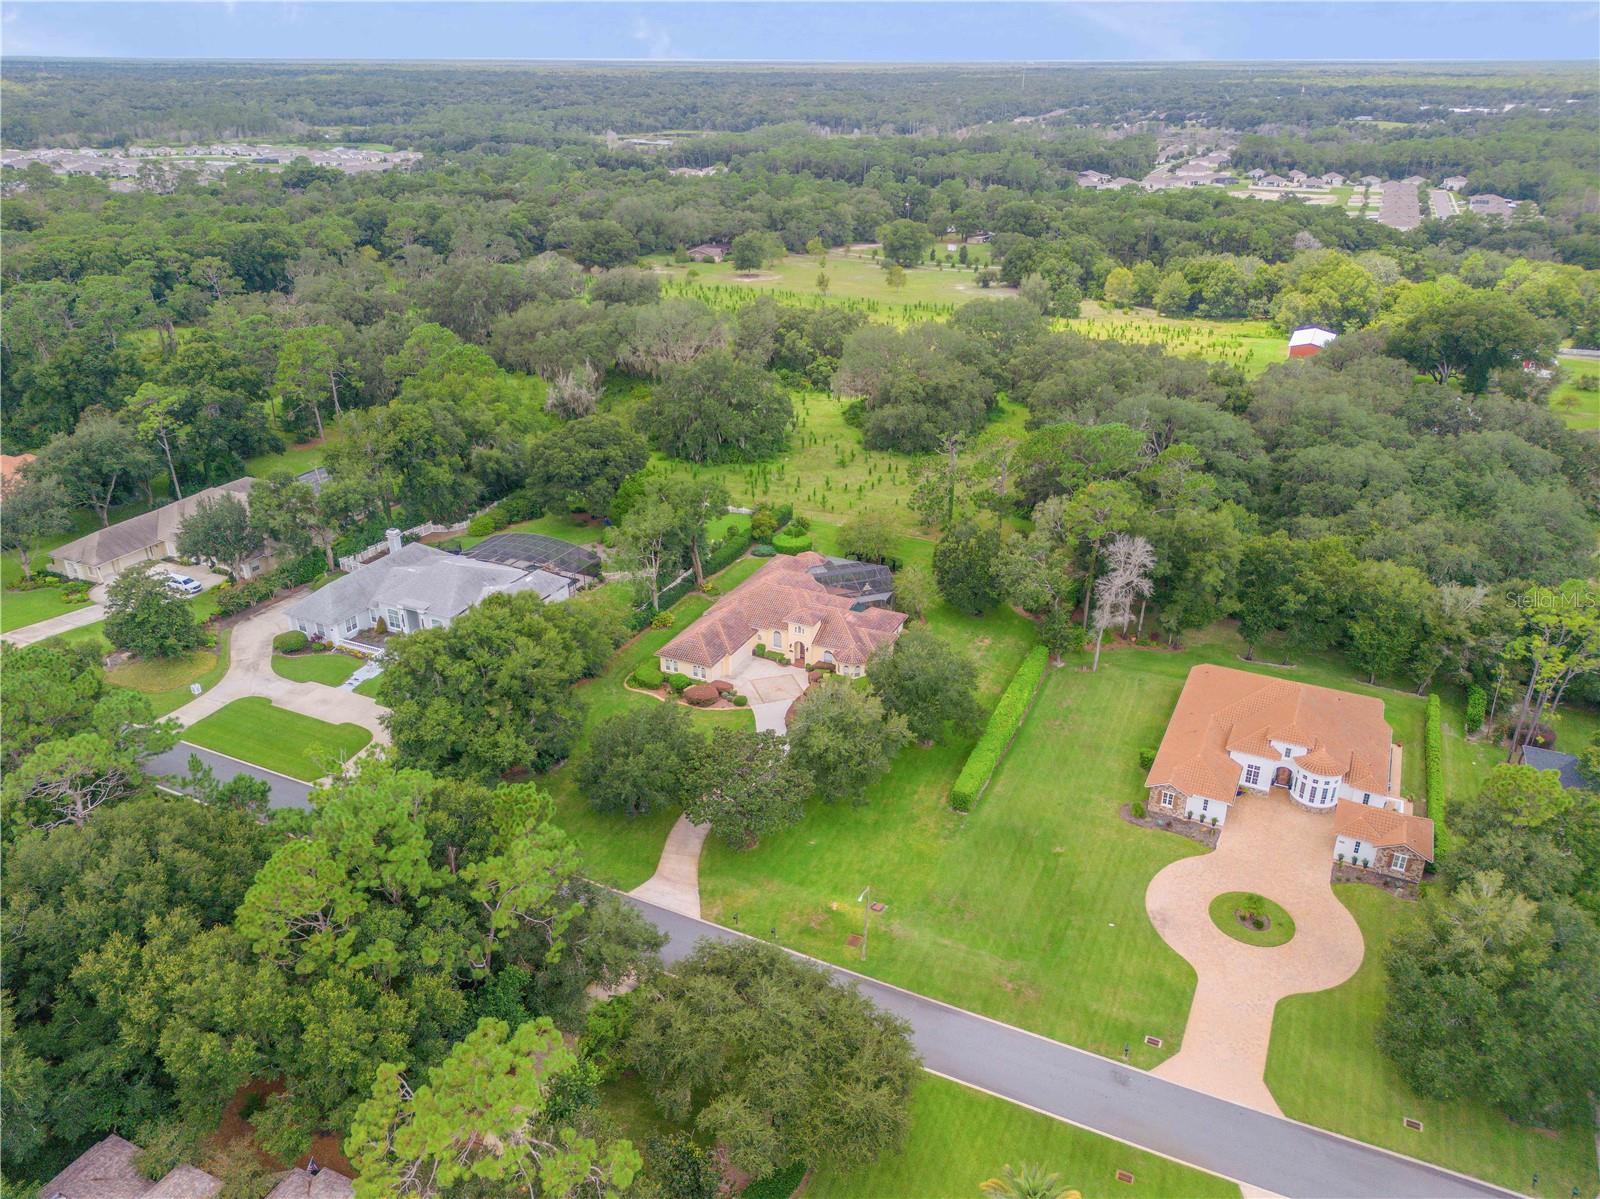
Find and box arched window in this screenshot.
[823,650,834,663]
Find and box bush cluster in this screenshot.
[1464,685,1487,733]
[703,525,754,575]
[667,673,694,693]
[631,662,665,690]
[1425,693,1448,860]
[273,630,308,654]
[751,543,777,558]
[950,644,1049,812]
[744,1163,808,1199]
[649,610,675,630]
[1131,799,1147,819]
[771,529,813,555]
[1138,746,1157,770]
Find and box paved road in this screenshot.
[145,742,314,809]
[620,895,1522,1199]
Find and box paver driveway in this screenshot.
[1146,790,1365,1114]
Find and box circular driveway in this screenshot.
[1146,792,1366,1114]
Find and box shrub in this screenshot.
[950,644,1049,811]
[744,1163,807,1199]
[667,672,694,693]
[751,543,777,557]
[1425,693,1449,859]
[273,631,308,654]
[1137,746,1157,770]
[704,525,753,575]
[631,662,665,690]
[649,610,676,629]
[732,694,748,707]
[466,514,497,537]
[684,684,719,706]
[788,513,810,533]
[1131,800,1146,819]
[750,644,769,660]
[311,640,331,653]
[499,488,544,522]
[1464,685,1487,733]
[374,615,389,636]
[771,530,812,555]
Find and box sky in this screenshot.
[3,1,1597,63]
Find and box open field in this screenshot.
[107,632,232,718]
[1063,301,1286,374]
[271,651,362,687]
[807,1075,1239,1199]
[1551,357,1599,433]
[182,697,372,781]
[1267,885,1599,1197]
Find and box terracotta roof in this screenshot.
[52,479,256,569]
[1146,665,1398,802]
[1,452,36,490]
[660,554,906,668]
[1334,799,1434,860]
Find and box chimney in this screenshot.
[385,528,403,556]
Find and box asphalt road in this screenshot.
[145,742,314,809]
[620,894,1523,1199]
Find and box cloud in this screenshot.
[630,14,677,59]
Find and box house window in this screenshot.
[793,624,803,634]
[1390,853,1410,874]
[1353,841,1362,857]
[823,650,834,663]
[771,631,783,649]
[662,659,677,672]
[1243,764,1261,786]
[1200,798,1210,813]
[344,617,359,635]
[692,665,706,679]
[1362,792,1371,805]
[1159,789,1174,808]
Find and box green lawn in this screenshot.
[1267,886,1598,1197]
[807,1075,1238,1199]
[1,579,94,632]
[456,511,611,550]
[107,631,232,718]
[1208,892,1295,947]
[244,424,346,477]
[1550,357,1599,433]
[272,652,363,687]
[353,674,385,699]
[545,571,757,888]
[182,697,372,782]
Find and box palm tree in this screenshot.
[978,1162,1081,1199]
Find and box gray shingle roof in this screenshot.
[52,480,256,568]
[286,541,566,628]
[1521,747,1585,791]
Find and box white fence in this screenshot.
[336,514,483,574]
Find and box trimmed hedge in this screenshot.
[667,673,694,694]
[771,530,812,555]
[631,662,665,690]
[744,1163,806,1199]
[704,525,753,575]
[951,644,1050,812]
[732,694,748,707]
[1464,685,1487,733]
[1425,693,1449,860]
[273,631,308,654]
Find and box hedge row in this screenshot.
[771,529,813,554]
[1424,693,1449,860]
[1464,685,1487,733]
[950,644,1050,812]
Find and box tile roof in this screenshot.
[1334,799,1435,860]
[286,541,568,627]
[660,554,907,668]
[1145,664,1399,802]
[52,479,257,569]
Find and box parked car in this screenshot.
[162,570,204,596]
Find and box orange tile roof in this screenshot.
[1334,799,1434,860]
[1145,664,1398,802]
[659,554,907,668]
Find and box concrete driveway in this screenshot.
[728,655,808,733]
[1146,790,1365,1114]
[3,563,230,648]
[167,596,389,741]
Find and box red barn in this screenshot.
[1288,326,1338,358]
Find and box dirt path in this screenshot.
[1145,791,1365,1114]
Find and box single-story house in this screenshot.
[1144,664,1421,832]
[1288,325,1338,357]
[285,536,573,646]
[1441,175,1469,192]
[1333,799,1434,881]
[52,479,269,585]
[1519,746,1587,791]
[1322,172,1346,186]
[686,243,729,262]
[38,1133,355,1199]
[1360,175,1383,186]
[1468,193,1517,218]
[658,552,906,681]
[1246,168,1266,180]
[1259,174,1289,188]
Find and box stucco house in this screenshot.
[52,479,269,584]
[658,552,906,680]
[1144,665,1420,831]
[285,536,573,648]
[1333,800,1434,881]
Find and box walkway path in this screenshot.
[1146,791,1366,1114]
[165,597,388,740]
[627,815,713,918]
[619,894,1519,1199]
[3,601,106,646]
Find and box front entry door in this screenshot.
[1273,766,1293,788]
[792,643,806,667]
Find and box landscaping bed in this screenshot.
[1208,891,1296,947]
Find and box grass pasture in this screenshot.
[1551,356,1599,433]
[182,697,372,781]
[1267,886,1598,1197]
[1063,301,1286,374]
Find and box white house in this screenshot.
[1144,665,1424,835]
[51,479,271,584]
[285,536,572,648]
